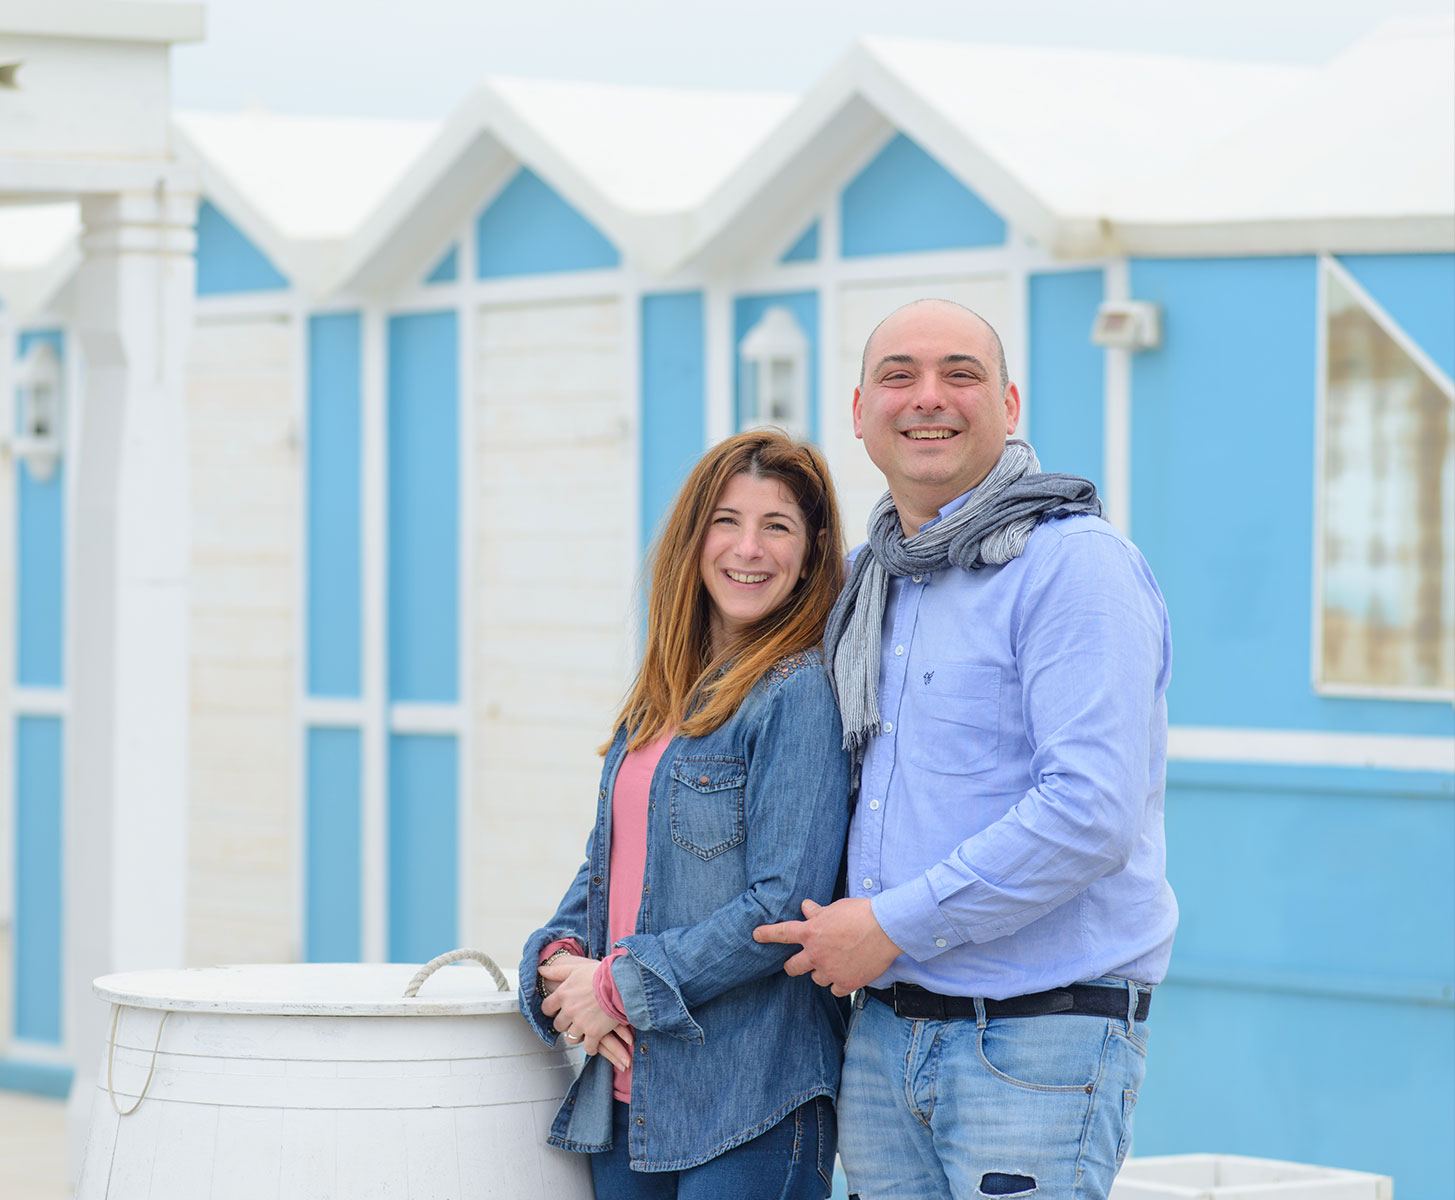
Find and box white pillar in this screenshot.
[64,187,197,1174]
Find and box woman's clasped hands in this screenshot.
[539,956,634,1071]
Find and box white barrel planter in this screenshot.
[76,953,592,1200]
[1112,1154,1393,1199]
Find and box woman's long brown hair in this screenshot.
[611,429,845,752]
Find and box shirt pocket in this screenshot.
[906,663,1001,777]
[669,755,748,860]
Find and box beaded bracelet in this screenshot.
[537,947,573,998]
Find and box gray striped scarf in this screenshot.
[824,440,1101,751]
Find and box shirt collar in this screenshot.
[918,487,975,534]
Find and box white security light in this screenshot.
[1090,301,1162,350]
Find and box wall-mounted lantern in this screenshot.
[738,306,809,439]
[12,340,64,481]
[1090,300,1162,350]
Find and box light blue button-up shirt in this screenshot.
[849,494,1177,999]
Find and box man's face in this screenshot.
[853,302,1020,518]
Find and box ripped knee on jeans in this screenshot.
[980,1172,1037,1196]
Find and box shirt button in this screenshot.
[698,775,710,786]
[862,877,874,889]
[894,645,904,656]
[935,938,948,948]
[882,721,893,733]
[912,575,922,583]
[636,1116,645,1126]
[598,788,606,799]
[869,799,880,810]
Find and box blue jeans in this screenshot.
[592,1097,836,1199]
[838,980,1148,1200]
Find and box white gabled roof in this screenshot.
[1,18,1450,319]
[174,111,440,243]
[1106,17,1455,252]
[859,37,1312,221]
[328,76,794,292]
[486,77,796,215]
[173,110,441,292]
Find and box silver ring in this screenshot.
[563,1032,584,1044]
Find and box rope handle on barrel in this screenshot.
[106,1004,170,1117]
[402,948,509,997]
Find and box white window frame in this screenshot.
[1311,254,1455,701]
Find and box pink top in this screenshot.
[540,732,671,1104]
[599,732,671,1100]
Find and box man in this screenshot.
[755,299,1176,1200]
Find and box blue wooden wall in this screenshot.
[1123,254,1454,1198]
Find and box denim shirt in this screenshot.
[518,650,852,1171]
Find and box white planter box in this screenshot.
[1112,1154,1393,1200]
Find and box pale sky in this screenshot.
[171,0,1455,118]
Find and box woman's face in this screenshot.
[699,472,812,655]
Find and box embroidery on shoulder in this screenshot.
[768,650,819,684]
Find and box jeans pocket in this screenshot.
[669,756,747,859]
[975,1017,1105,1093]
[1116,1088,1138,1166]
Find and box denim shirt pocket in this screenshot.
[907,663,1001,777]
[669,755,748,860]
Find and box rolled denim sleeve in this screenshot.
[871,528,1171,957]
[610,664,851,1041]
[518,829,595,1046]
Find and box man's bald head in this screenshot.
[859,298,1009,394]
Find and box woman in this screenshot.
[518,430,852,1199]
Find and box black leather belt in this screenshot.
[867,982,1151,1023]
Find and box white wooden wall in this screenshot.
[467,296,635,960]
[184,315,301,967]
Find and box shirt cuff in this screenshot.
[594,949,630,1026]
[871,875,963,961]
[538,938,585,964]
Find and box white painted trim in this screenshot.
[1167,726,1455,772]
[299,698,369,726]
[9,688,69,717]
[1101,259,1131,534]
[194,292,298,323]
[360,306,388,963]
[0,313,12,941]
[1322,255,1454,395]
[465,268,626,309]
[704,285,733,449]
[289,299,308,964]
[1310,254,1455,702]
[816,203,840,448]
[619,270,644,593]
[2,1038,72,1065]
[454,249,475,950]
[1310,258,1331,703]
[1003,230,1032,440]
[388,703,467,736]
[737,244,1027,295]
